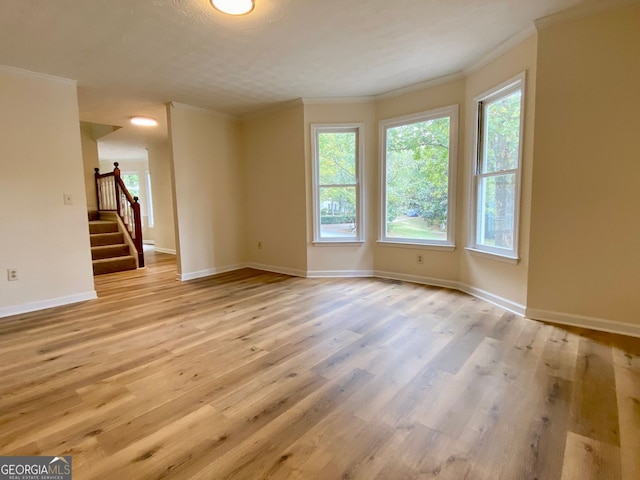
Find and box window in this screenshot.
[380,105,458,247]
[471,74,525,259]
[311,124,364,242]
[122,171,154,227]
[121,173,140,198]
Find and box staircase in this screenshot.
[89,212,138,275]
[92,162,145,274]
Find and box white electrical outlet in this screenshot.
[63,193,73,205]
[7,268,18,281]
[417,254,424,264]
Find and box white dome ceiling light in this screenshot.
[211,0,255,16]
[130,116,158,127]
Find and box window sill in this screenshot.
[312,240,365,246]
[464,247,519,264]
[376,241,456,252]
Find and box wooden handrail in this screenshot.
[94,162,145,267]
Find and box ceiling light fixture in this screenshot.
[211,0,255,16]
[130,116,158,127]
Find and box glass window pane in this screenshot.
[385,117,450,241]
[477,173,516,249]
[318,132,356,185]
[319,186,357,238]
[122,173,140,198]
[482,90,521,173]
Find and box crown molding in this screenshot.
[240,98,305,120]
[0,64,77,86]
[169,102,238,120]
[464,26,537,76]
[375,72,466,101]
[535,0,640,31]
[302,96,375,105]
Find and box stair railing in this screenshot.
[94,162,145,267]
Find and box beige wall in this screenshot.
[303,102,376,275]
[0,67,95,316]
[148,140,176,254]
[459,35,538,309]
[80,122,99,211]
[374,80,466,284]
[168,103,244,279]
[242,103,307,275]
[528,5,640,325]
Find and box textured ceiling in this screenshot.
[0,0,619,155]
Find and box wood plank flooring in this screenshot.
[1,250,639,479]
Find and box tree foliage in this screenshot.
[483,91,521,174]
[385,117,450,229]
[318,132,357,219]
[479,90,521,248]
[122,173,140,198]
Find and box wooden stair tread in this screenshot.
[92,255,137,264]
[92,255,137,275]
[91,244,130,260]
[90,232,125,247]
[89,220,119,234]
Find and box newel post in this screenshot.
[133,196,145,268]
[94,167,101,210]
[113,162,121,216]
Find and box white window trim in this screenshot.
[146,170,154,228]
[464,247,518,264]
[312,241,365,247]
[378,105,458,248]
[377,241,456,252]
[311,123,365,243]
[469,72,526,262]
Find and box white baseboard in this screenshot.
[0,291,97,319]
[143,240,155,245]
[373,270,459,290]
[178,264,245,281]
[304,268,526,317]
[458,283,526,316]
[307,269,374,278]
[245,262,307,278]
[154,247,176,255]
[178,262,307,282]
[525,308,640,339]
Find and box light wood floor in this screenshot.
[1,251,639,480]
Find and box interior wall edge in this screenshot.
[154,248,177,255]
[245,263,307,278]
[177,263,247,282]
[458,283,527,316]
[525,308,640,339]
